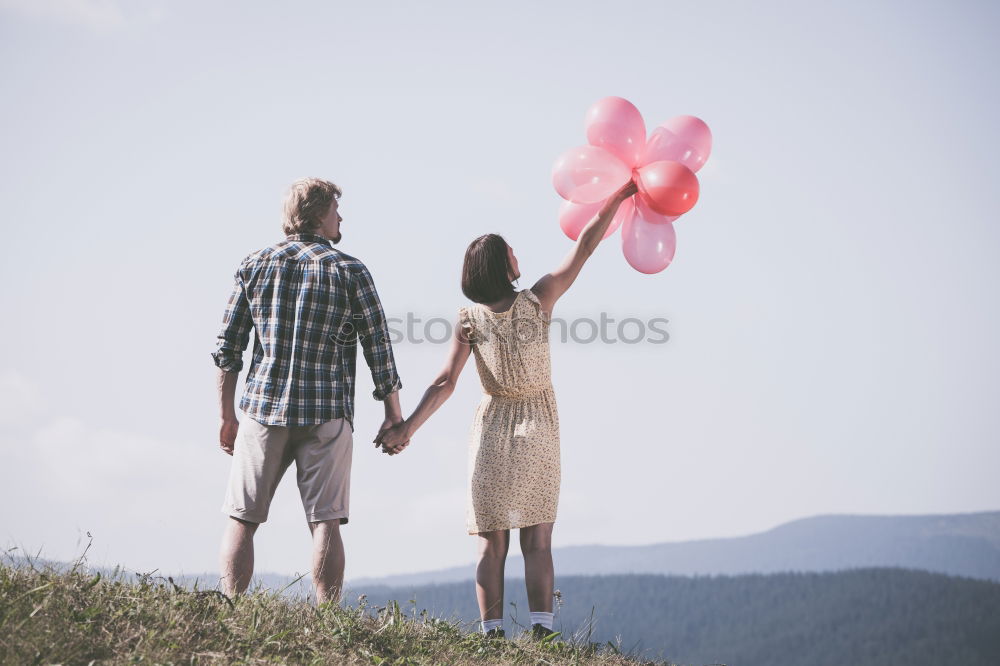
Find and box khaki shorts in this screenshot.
[221,414,353,524]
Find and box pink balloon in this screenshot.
[585,96,647,168]
[551,145,631,204]
[621,207,677,274]
[635,160,699,216]
[662,115,712,162]
[643,115,712,172]
[635,195,680,225]
[558,196,634,241]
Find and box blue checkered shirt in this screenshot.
[211,232,402,427]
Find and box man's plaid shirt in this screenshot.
[211,232,402,427]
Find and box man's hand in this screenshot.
[375,390,407,455]
[220,417,239,456]
[376,417,399,443]
[375,420,411,456]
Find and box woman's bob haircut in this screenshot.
[461,233,515,304]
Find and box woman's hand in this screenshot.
[612,179,638,203]
[376,421,412,455]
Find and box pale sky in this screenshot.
[1,0,998,582]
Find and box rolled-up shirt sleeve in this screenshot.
[211,267,254,373]
[348,264,402,400]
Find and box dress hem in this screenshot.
[466,516,557,535]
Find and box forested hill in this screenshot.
[348,567,1000,666]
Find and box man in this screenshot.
[211,177,407,604]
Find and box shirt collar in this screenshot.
[286,232,332,246]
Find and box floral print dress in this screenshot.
[458,288,560,534]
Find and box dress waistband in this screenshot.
[482,385,554,400]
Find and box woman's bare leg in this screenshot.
[520,522,554,613]
[475,529,510,621]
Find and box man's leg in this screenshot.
[476,529,510,622]
[220,516,259,596]
[219,415,293,597]
[294,418,352,605]
[309,519,345,604]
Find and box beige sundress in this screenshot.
[458,288,560,534]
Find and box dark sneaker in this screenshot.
[484,627,505,640]
[530,623,560,641]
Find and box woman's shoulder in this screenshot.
[462,289,541,318]
[517,288,551,322]
[523,280,557,315]
[457,305,478,343]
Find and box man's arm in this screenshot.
[380,390,403,440]
[212,267,253,455]
[348,264,404,437]
[217,368,240,455]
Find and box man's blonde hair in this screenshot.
[282,178,342,235]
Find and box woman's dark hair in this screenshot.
[461,233,515,303]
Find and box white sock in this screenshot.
[482,618,503,633]
[530,611,554,629]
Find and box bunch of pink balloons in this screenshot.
[552,97,712,274]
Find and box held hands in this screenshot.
[374,419,412,456]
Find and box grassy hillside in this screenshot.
[7,555,998,665]
[350,568,1000,666]
[0,559,669,665]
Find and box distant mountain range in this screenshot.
[347,510,1000,588]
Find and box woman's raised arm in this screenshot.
[532,180,638,314]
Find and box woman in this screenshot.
[377,179,638,639]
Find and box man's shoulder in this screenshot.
[328,249,371,275]
[240,239,369,271]
[295,245,371,277]
[238,238,298,264]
